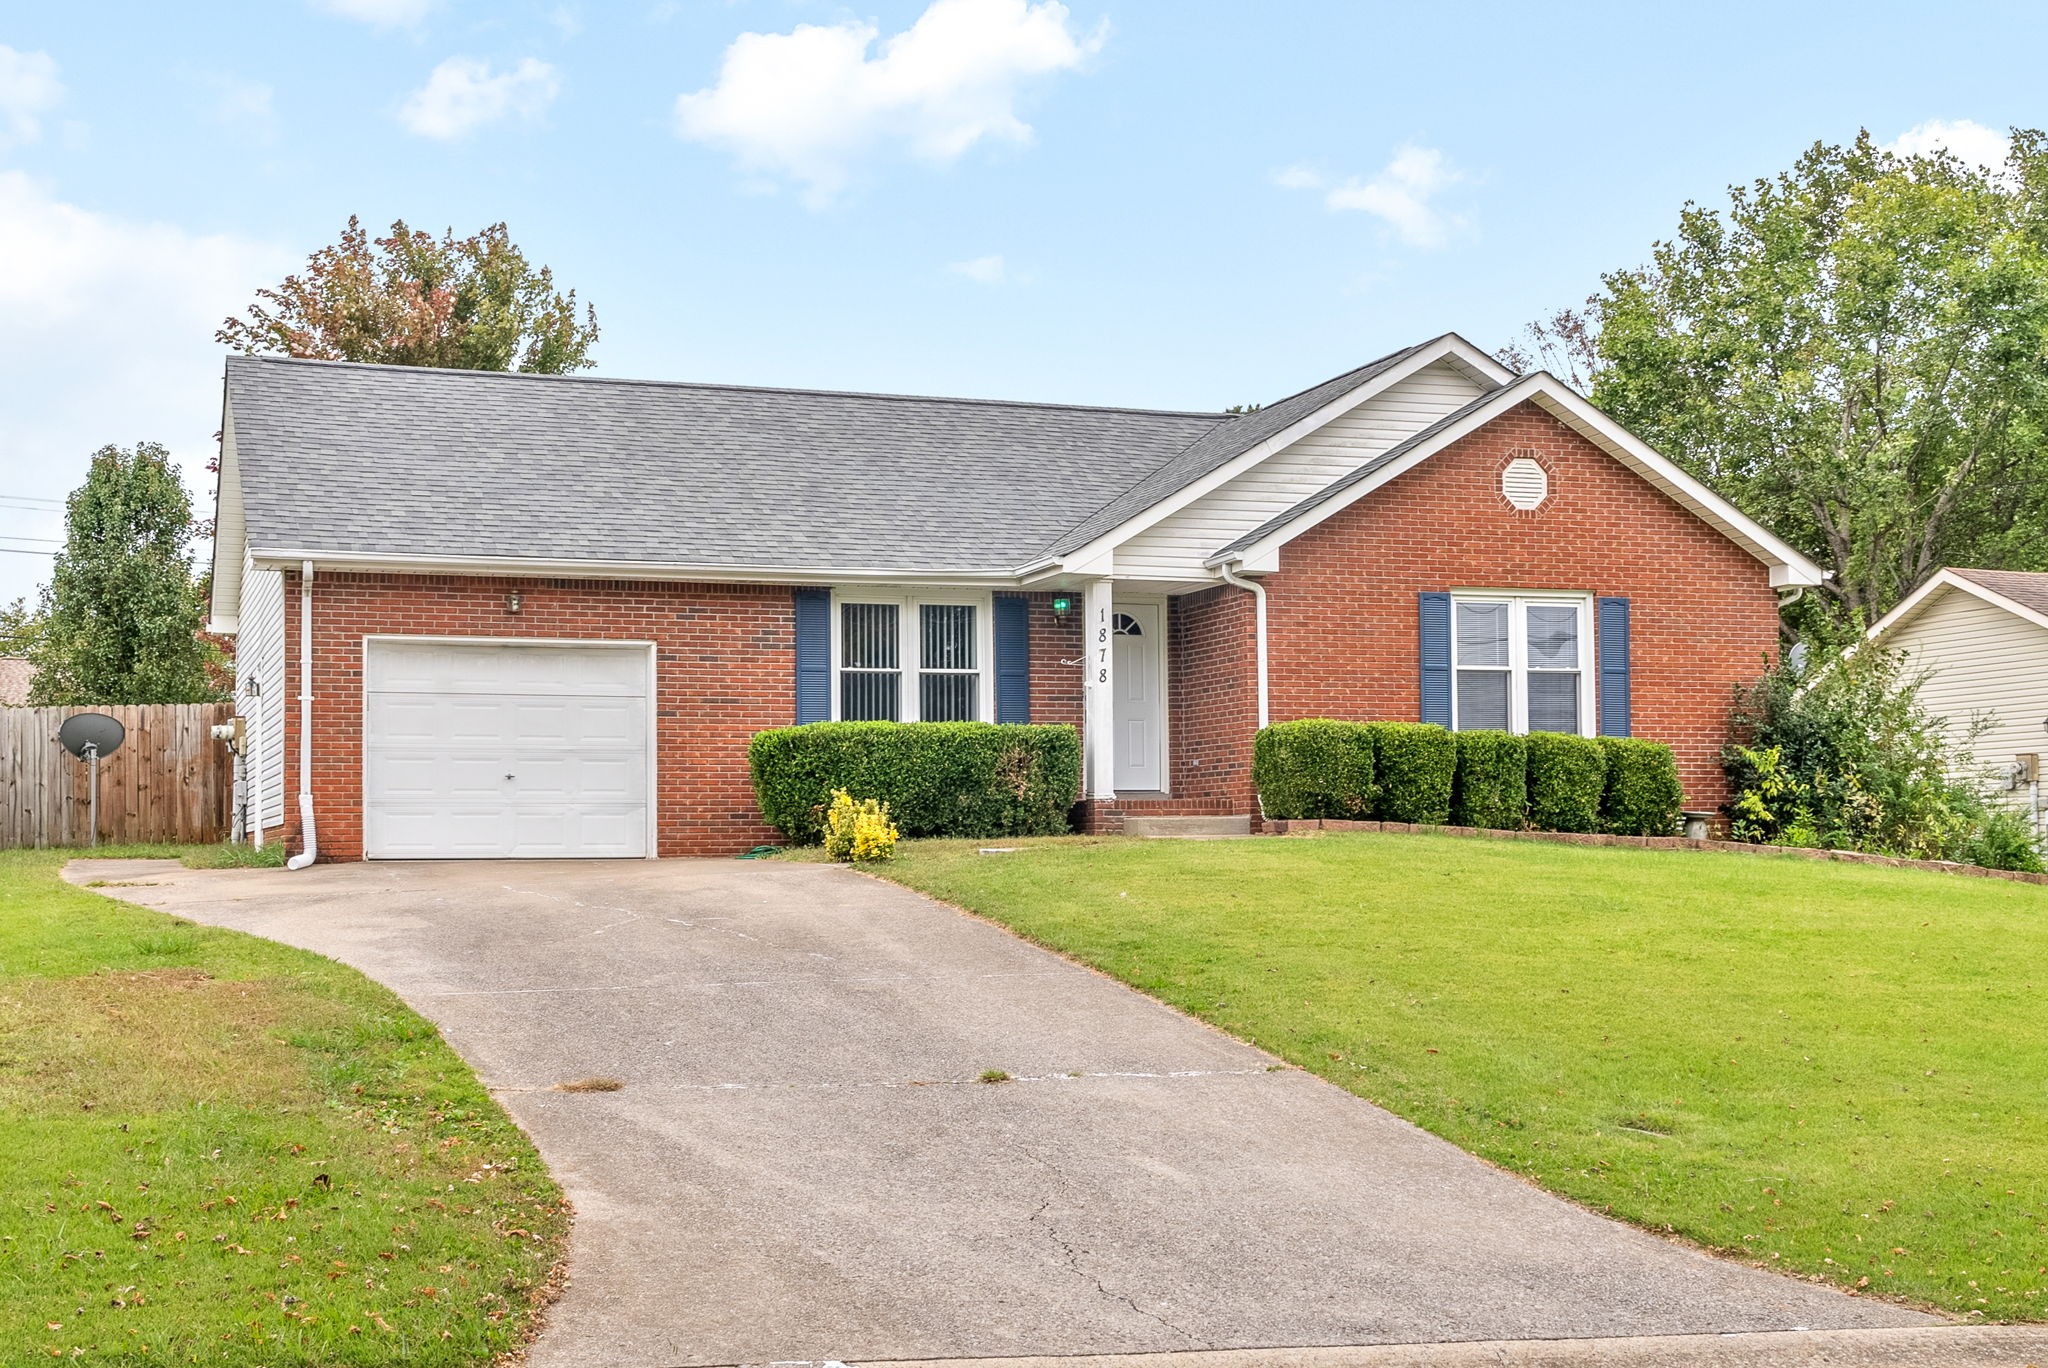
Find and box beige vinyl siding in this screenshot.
[1113,361,1488,581]
[1889,586,2048,787]
[234,566,287,831]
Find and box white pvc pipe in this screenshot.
[1217,562,1269,729]
[286,560,317,870]
[247,690,263,850]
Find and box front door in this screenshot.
[1112,603,1165,792]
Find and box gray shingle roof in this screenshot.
[1951,567,2048,618]
[1212,378,1522,559]
[1042,338,1439,557]
[226,356,1233,575]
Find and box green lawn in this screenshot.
[0,847,568,1365]
[848,832,2048,1321]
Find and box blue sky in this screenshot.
[0,0,2041,604]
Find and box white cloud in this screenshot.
[399,57,560,139]
[0,172,291,603]
[674,0,1105,205]
[0,44,63,148]
[948,253,1006,284]
[313,0,435,27]
[1280,144,1465,249]
[1884,118,2010,172]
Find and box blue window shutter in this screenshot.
[793,588,830,723]
[1597,596,1631,737]
[1418,592,1452,726]
[994,594,1030,723]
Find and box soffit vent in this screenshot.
[1502,456,1549,510]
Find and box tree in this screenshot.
[0,597,43,657]
[217,216,599,373]
[27,443,222,705]
[1503,130,2048,628]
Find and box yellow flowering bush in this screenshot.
[822,788,899,863]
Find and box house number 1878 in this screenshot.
[1096,608,1109,683]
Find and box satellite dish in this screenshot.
[59,712,125,760]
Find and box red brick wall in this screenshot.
[1168,585,1258,811]
[1022,592,1084,731]
[276,572,793,860]
[1262,400,1779,809]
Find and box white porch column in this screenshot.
[1082,576,1117,800]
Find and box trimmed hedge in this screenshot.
[1253,720,1377,820]
[1252,720,1682,840]
[1366,722,1456,825]
[749,721,1080,844]
[1598,737,1683,836]
[1451,730,1528,831]
[1526,732,1608,833]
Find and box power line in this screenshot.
[0,546,55,556]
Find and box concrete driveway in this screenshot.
[76,857,1942,1368]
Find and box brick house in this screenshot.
[207,333,1823,860]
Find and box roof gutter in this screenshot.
[248,548,1025,589]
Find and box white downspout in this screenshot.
[247,688,263,850]
[286,560,318,870]
[1217,562,1269,730]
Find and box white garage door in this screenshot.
[364,640,651,859]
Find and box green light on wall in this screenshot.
[1050,595,1074,618]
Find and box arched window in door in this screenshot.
[1113,612,1144,637]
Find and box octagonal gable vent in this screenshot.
[1502,456,1549,510]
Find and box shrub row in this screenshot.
[1255,720,1683,836]
[749,721,1081,844]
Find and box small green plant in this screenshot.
[1451,729,1527,830]
[823,789,899,863]
[977,1068,1011,1084]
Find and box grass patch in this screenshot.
[977,1069,1011,1084]
[0,846,568,1364]
[853,832,2048,1321]
[180,842,289,870]
[552,1078,621,1094]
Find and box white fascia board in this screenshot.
[1049,334,1514,572]
[206,400,246,635]
[244,547,1024,590]
[1867,569,2048,642]
[1216,373,1829,587]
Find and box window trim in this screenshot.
[1449,591,1595,737]
[827,589,996,723]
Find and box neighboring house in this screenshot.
[206,333,1825,860]
[0,657,33,706]
[1865,567,2048,839]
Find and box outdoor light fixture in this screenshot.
[1050,595,1074,620]
[507,591,523,615]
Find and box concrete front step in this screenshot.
[1123,814,1253,838]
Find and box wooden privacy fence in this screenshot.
[0,703,236,849]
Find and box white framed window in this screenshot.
[1451,592,1593,736]
[830,591,994,722]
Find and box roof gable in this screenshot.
[1868,567,2048,642]
[1211,372,1828,588]
[1038,333,1512,565]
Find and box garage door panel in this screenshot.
[364,641,650,859]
